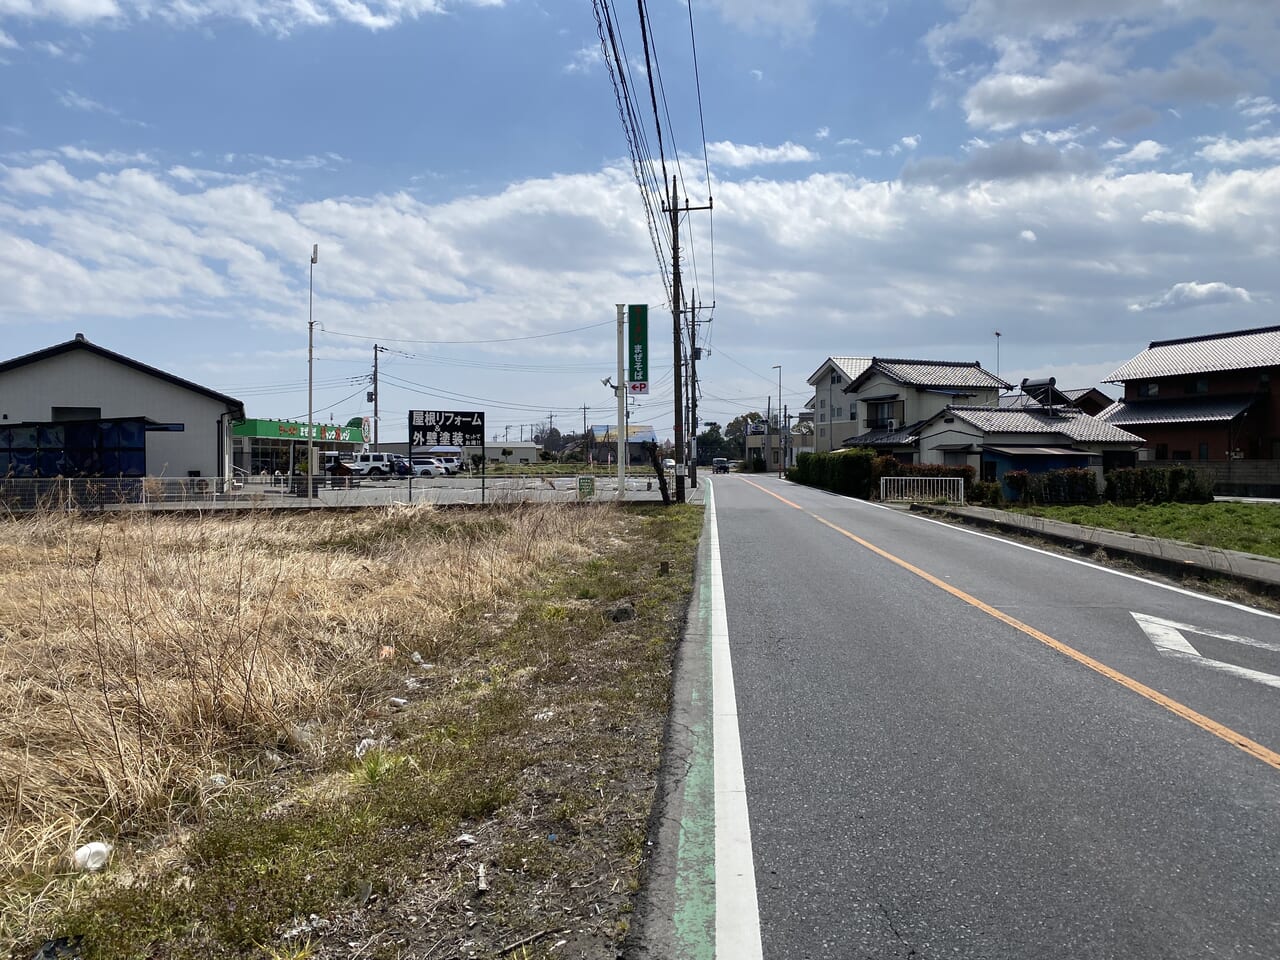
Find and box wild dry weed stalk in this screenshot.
[0,501,606,942]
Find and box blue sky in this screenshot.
[2,0,1278,444]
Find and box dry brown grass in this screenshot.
[0,501,608,944]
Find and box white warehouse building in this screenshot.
[0,333,244,480]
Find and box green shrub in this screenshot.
[969,480,1003,506]
[1105,466,1214,504]
[1008,467,1100,505]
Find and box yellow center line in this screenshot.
[740,477,1280,771]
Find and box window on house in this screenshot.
[834,406,842,418]
[819,413,826,422]
[1172,449,1191,460]
[1185,379,1208,395]
[943,451,967,466]
[1155,443,1168,460]
[820,398,826,408]
[1138,382,1159,398]
[1198,442,1209,460]
[830,373,842,384]
[819,427,826,437]
[982,460,997,482]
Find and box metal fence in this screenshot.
[0,473,685,514]
[879,476,966,505]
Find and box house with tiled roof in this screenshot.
[1096,325,1278,463]
[839,358,1010,462]
[917,404,1143,496]
[806,357,871,453]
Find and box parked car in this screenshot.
[410,458,444,478]
[712,457,729,474]
[347,452,398,478]
[662,458,676,472]
[391,455,413,476]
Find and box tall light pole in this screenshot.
[307,243,318,504]
[772,364,782,477]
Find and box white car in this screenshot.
[662,458,676,472]
[347,452,398,478]
[410,458,444,477]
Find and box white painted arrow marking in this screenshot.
[1132,612,1280,690]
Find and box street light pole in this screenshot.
[307,244,317,504]
[772,364,782,477]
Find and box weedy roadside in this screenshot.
[1,501,702,959]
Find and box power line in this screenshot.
[318,319,614,346]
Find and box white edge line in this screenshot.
[877,503,1280,623]
[707,481,764,959]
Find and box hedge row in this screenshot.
[1104,465,1214,505]
[1004,468,1100,505]
[789,457,1215,507]
[788,451,974,500]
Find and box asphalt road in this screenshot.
[670,474,1280,960]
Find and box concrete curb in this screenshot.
[908,503,1280,601]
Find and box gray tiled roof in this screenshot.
[842,421,924,447]
[1096,397,1255,426]
[944,405,1143,443]
[807,356,872,385]
[1105,325,1280,382]
[859,358,1010,390]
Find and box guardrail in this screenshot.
[879,476,966,505]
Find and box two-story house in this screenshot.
[805,357,871,453]
[1096,325,1279,462]
[839,358,1010,462]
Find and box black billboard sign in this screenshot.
[409,410,485,448]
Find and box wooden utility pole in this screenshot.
[663,175,712,503]
[373,343,380,451]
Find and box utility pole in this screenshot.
[372,344,380,451]
[663,175,712,503]
[685,292,709,488]
[307,243,317,504]
[582,404,590,463]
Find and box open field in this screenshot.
[0,501,702,959]
[1010,501,1280,560]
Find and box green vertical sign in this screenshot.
[628,304,648,393]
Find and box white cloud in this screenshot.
[1112,139,1166,166]
[0,0,500,32]
[564,45,601,74]
[3,150,1278,397]
[58,146,153,165]
[749,68,763,82]
[1236,96,1278,118]
[1127,281,1253,313]
[1197,135,1280,165]
[704,140,817,167]
[836,138,861,147]
[964,62,1117,130]
[815,126,830,141]
[702,0,822,38]
[899,134,920,150]
[1101,137,1126,150]
[0,28,20,48]
[58,89,110,113]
